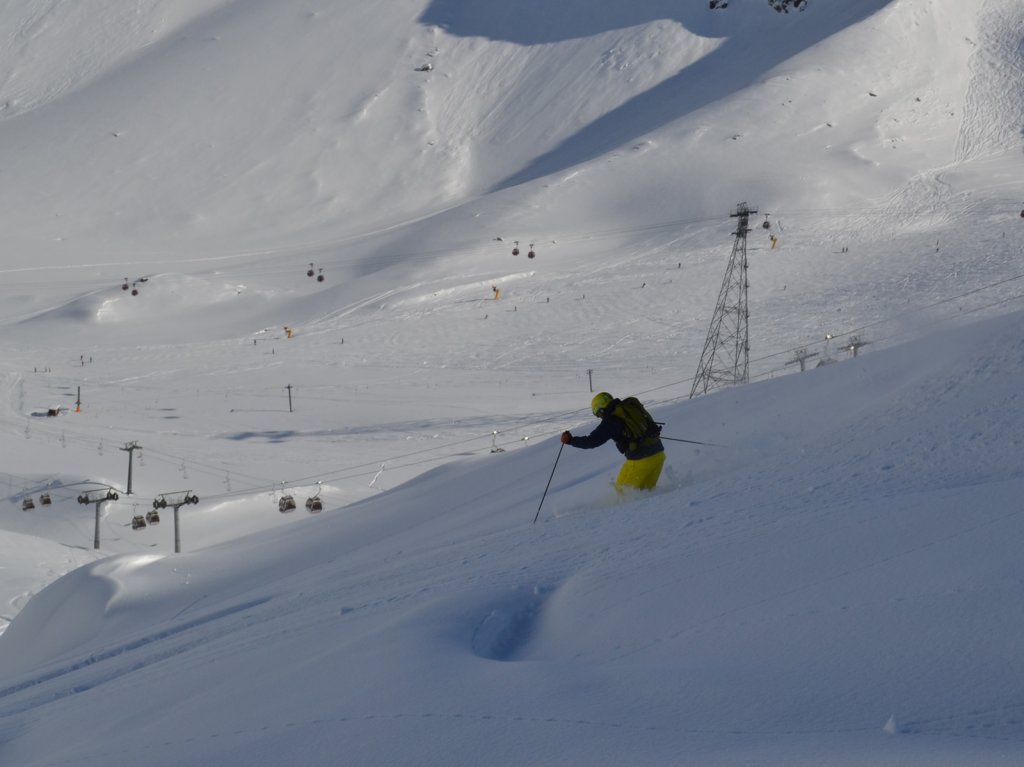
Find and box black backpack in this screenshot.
[611,397,662,452]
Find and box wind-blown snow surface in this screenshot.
[2,0,1024,764]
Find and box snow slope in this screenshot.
[3,306,1024,766]
[1,0,1024,764]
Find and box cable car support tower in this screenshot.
[689,203,756,398]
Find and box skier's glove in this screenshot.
[560,431,572,444]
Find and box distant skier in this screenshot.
[561,392,665,491]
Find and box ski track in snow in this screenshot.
[0,597,272,717]
[954,0,1024,164]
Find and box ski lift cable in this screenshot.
[821,289,1024,355]
[200,409,580,503]
[205,436,489,500]
[742,289,1024,386]
[7,198,1019,287]
[30,422,266,484]
[1,197,1021,298]
[116,445,267,484]
[630,272,1024,403]
[8,415,270,487]
[748,267,1024,368]
[17,196,1024,284]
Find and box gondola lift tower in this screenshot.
[690,202,756,398]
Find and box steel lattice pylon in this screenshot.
[689,203,756,398]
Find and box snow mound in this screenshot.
[95,274,253,323]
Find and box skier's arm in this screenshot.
[566,417,620,449]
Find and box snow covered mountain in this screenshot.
[1,1,1023,764]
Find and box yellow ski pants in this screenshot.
[615,451,666,491]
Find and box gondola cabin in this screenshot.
[306,496,323,513]
[22,498,35,511]
[40,493,52,505]
[279,495,296,513]
[131,515,147,530]
[146,509,161,525]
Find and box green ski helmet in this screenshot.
[591,392,614,417]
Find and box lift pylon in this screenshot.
[689,203,756,398]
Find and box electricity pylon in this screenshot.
[690,203,756,398]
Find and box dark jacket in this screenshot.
[569,400,664,460]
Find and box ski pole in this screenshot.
[661,436,725,448]
[533,443,564,524]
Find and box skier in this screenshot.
[561,392,665,491]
